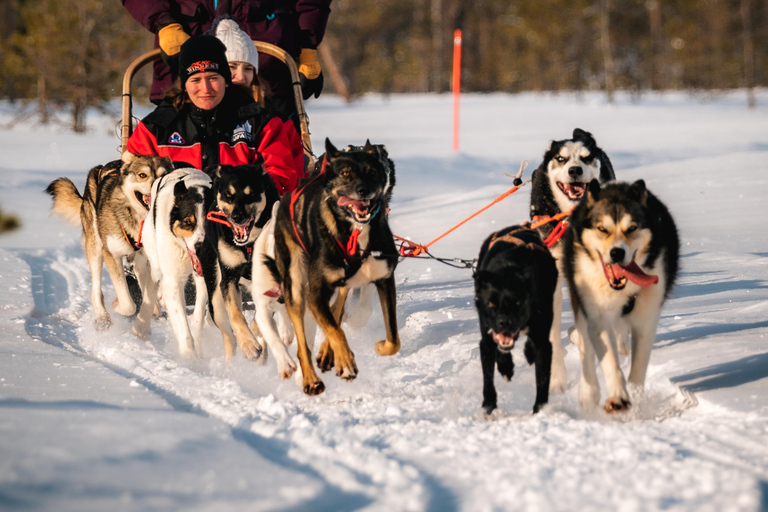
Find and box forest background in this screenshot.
[0,0,766,132]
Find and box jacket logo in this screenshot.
[168,132,185,144]
[232,121,252,143]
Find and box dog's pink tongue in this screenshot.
[493,331,519,348]
[337,196,369,214]
[605,260,659,286]
[187,248,203,277]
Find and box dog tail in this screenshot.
[45,178,82,225]
[263,255,282,285]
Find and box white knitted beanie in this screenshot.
[215,19,259,72]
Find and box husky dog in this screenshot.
[474,226,558,415]
[45,153,172,328]
[563,180,679,413]
[250,202,299,379]
[199,161,278,361]
[136,169,212,358]
[530,129,615,393]
[333,143,397,331]
[268,139,400,395]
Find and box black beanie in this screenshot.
[178,35,232,89]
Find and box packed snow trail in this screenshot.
[2,92,768,511]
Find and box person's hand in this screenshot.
[298,48,324,100]
[158,23,190,62]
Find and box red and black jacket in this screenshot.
[126,91,303,194]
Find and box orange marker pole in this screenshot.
[452,29,462,152]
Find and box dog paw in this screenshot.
[112,298,136,317]
[303,378,325,396]
[532,401,547,414]
[254,343,268,366]
[334,351,358,381]
[579,384,600,410]
[549,359,568,394]
[131,321,151,339]
[603,396,631,414]
[94,315,112,331]
[278,358,297,380]
[374,339,400,356]
[239,338,263,361]
[316,340,334,372]
[482,401,497,416]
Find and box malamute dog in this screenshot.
[136,169,212,358]
[199,161,278,361]
[45,153,171,328]
[563,179,679,413]
[474,226,558,415]
[268,139,400,395]
[530,129,615,392]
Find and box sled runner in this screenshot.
[120,42,314,165]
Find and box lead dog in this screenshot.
[199,162,278,361]
[136,169,212,358]
[268,139,400,395]
[530,129,615,392]
[474,226,558,415]
[563,180,679,413]
[45,153,172,328]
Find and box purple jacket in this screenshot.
[122,0,331,103]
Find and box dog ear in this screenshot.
[254,152,265,169]
[157,157,173,177]
[173,179,188,198]
[325,138,341,160]
[204,165,224,180]
[572,128,594,142]
[586,179,601,206]
[363,139,377,155]
[629,179,648,206]
[121,151,137,164]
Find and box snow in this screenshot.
[1,90,768,511]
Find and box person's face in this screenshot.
[229,62,256,87]
[185,71,226,110]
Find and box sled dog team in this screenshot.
[46,129,679,416]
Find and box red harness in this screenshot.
[289,157,371,261]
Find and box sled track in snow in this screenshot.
[19,246,768,511]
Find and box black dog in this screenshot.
[474,226,558,414]
[200,161,279,361]
[268,138,400,395]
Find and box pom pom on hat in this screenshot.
[215,19,259,73]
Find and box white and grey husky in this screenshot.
[45,153,171,328]
[563,179,679,413]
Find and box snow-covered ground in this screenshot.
[1,91,768,511]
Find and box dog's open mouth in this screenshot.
[231,217,254,245]
[492,330,519,351]
[557,182,586,200]
[134,191,151,210]
[338,196,372,223]
[601,258,659,290]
